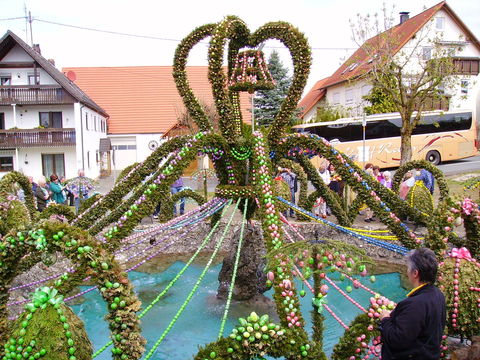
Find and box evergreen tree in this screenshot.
[253,50,293,127]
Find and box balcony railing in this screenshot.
[0,128,76,148]
[414,95,450,112]
[0,86,76,105]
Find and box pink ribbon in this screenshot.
[451,247,473,260]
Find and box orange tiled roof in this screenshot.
[320,1,480,89]
[61,66,252,134]
[298,77,329,118]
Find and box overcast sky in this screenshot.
[0,0,479,93]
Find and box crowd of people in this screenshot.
[275,161,435,222]
[22,169,94,213]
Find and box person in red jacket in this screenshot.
[379,247,446,360]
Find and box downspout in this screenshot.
[80,104,85,170]
[12,104,18,170]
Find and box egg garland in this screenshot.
[0,171,36,219]
[0,220,145,360]
[215,185,257,200]
[157,188,207,222]
[275,134,423,249]
[437,247,480,338]
[4,287,91,360]
[426,197,480,257]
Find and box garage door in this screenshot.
[112,144,137,170]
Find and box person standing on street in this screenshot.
[35,177,50,212]
[279,167,297,218]
[49,174,66,204]
[170,177,185,216]
[416,168,435,194]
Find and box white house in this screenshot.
[299,1,480,123]
[0,31,109,180]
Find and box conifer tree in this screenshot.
[253,51,293,127]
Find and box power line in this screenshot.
[0,16,27,21]
[34,18,182,42]
[33,17,357,51]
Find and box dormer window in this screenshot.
[28,73,40,85]
[436,17,445,31]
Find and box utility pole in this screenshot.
[28,11,33,46]
[24,4,28,41]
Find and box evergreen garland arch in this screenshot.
[38,204,76,222]
[0,220,145,360]
[391,160,449,200]
[0,171,36,219]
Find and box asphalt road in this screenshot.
[437,155,480,176]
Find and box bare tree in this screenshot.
[177,100,220,134]
[350,5,459,164]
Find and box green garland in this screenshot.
[78,193,102,214]
[158,189,206,222]
[173,24,217,132]
[208,16,249,143]
[249,22,311,146]
[72,136,187,229]
[75,134,232,240]
[100,134,232,245]
[438,255,480,338]
[296,156,350,225]
[115,162,140,185]
[0,220,145,359]
[331,313,378,360]
[276,135,423,249]
[0,200,30,238]
[6,287,92,360]
[38,204,76,222]
[392,160,449,200]
[0,171,36,219]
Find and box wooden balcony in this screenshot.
[0,86,75,105]
[0,128,76,148]
[413,95,450,112]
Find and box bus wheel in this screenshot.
[426,150,441,165]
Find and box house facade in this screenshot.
[61,66,252,171]
[0,31,109,180]
[300,1,480,123]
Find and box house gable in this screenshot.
[300,1,480,119]
[0,31,108,117]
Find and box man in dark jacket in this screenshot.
[379,247,446,360]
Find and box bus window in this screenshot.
[413,112,472,135]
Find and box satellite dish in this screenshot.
[66,70,77,81]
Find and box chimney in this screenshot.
[48,59,55,66]
[399,12,410,24]
[32,44,41,54]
